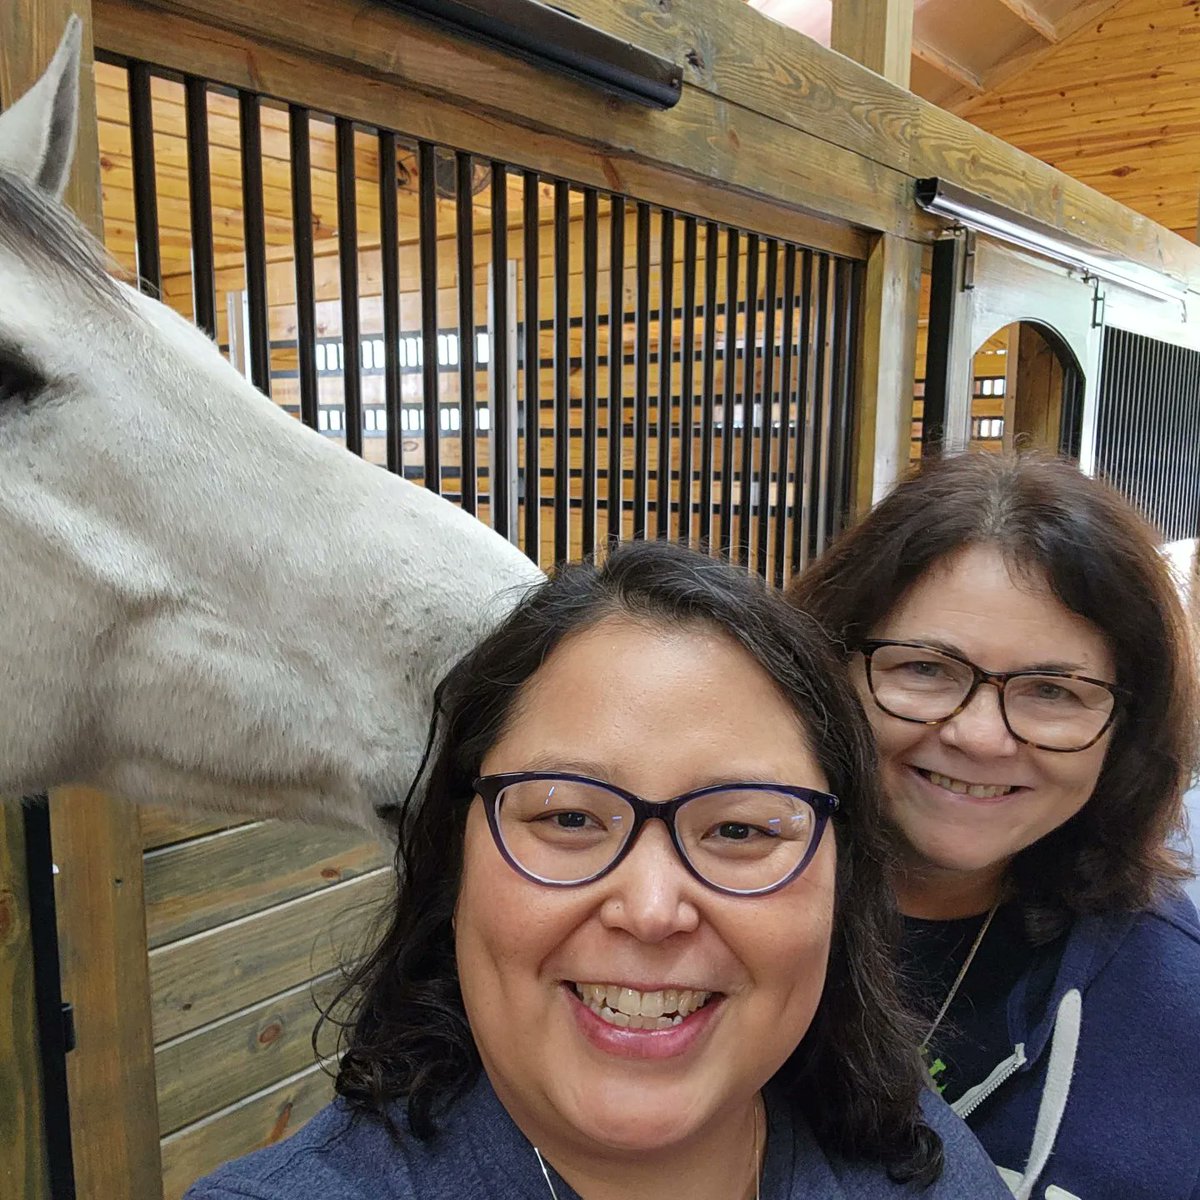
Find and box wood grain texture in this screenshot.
[0,804,49,1200]
[941,0,1127,110]
[149,868,391,1041]
[832,0,915,87]
[155,972,341,1134]
[139,806,244,851]
[93,0,1200,288]
[51,787,165,1199]
[953,0,1200,243]
[853,233,923,512]
[551,0,1198,281]
[91,0,888,246]
[144,821,388,947]
[159,1061,334,1200]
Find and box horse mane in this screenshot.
[0,167,123,303]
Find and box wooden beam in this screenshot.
[853,234,923,513]
[949,0,1125,115]
[830,0,914,88]
[52,788,164,1199]
[1052,0,1128,43]
[92,0,885,250]
[911,35,983,94]
[994,0,1059,44]
[0,805,49,1200]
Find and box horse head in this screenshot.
[0,23,543,832]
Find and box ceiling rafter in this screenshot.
[946,0,1127,114]
[912,35,983,94]
[994,0,1059,43]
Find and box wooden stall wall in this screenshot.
[138,808,389,1199]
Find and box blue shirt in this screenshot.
[184,1072,1011,1199]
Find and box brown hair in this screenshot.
[787,452,1196,937]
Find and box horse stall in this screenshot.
[6,1,1200,1198]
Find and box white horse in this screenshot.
[0,22,543,833]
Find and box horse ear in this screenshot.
[0,17,82,202]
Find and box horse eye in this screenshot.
[0,352,44,404]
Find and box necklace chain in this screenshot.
[533,1096,763,1200]
[919,902,999,1053]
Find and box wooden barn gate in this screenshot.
[7,1,1200,1198]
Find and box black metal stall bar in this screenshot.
[333,117,361,452]
[289,106,319,432]
[184,77,216,340]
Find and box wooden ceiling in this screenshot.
[753,0,1197,243]
[749,0,1128,106]
[952,0,1200,243]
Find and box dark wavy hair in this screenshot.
[787,452,1197,939]
[325,539,945,1182]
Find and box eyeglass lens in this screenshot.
[867,643,1115,750]
[493,777,819,892]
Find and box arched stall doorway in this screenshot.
[922,318,1085,459]
[917,233,1101,459]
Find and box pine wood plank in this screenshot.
[149,869,391,1041]
[155,973,342,1134]
[139,807,242,851]
[159,1061,334,1200]
[51,787,164,1199]
[144,821,388,947]
[0,803,49,1200]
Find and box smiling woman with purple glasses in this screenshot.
[789,453,1200,1200]
[185,540,1010,1200]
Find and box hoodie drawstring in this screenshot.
[1011,988,1082,1200]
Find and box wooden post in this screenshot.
[0,806,50,1200]
[52,789,163,1198]
[1,3,163,1197]
[852,234,923,513]
[831,0,915,88]
[832,0,918,514]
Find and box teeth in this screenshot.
[616,987,640,1017]
[573,982,713,1028]
[927,771,1014,799]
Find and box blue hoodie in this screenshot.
[950,893,1200,1200]
[184,1073,1011,1199]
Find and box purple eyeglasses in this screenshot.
[475,771,839,897]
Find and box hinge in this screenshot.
[1090,277,1106,328]
[961,228,977,291]
[62,1001,76,1053]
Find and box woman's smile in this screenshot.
[565,982,726,1060]
[909,765,1025,802]
[570,981,716,1028]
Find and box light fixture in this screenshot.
[385,0,683,109]
[915,178,1188,308]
